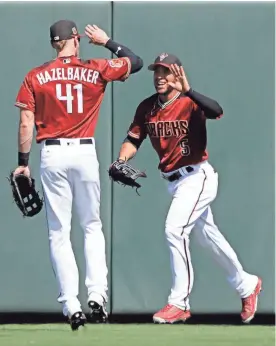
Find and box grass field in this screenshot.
[0,324,274,346]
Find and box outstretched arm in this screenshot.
[85,24,143,74]
[169,64,223,119]
[105,40,143,74]
[118,140,138,161]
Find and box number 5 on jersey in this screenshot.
[56,83,83,114]
[180,138,190,156]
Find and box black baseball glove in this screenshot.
[8,172,43,217]
[108,159,147,194]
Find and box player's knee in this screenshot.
[48,228,71,246]
[165,222,194,240]
[165,223,182,239]
[81,219,102,233]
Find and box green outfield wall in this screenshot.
[0,1,274,314]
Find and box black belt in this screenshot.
[45,139,93,146]
[166,166,194,182]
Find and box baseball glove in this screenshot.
[108,159,146,195]
[8,172,43,217]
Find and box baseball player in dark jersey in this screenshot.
[115,53,262,324]
[13,20,143,330]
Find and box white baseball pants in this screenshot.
[40,138,108,317]
[163,161,258,310]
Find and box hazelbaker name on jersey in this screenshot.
[146,120,189,138]
[36,68,99,85]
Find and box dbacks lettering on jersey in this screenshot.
[127,95,209,172]
[36,68,99,86]
[146,120,188,138]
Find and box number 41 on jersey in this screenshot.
[56,83,83,114]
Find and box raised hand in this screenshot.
[84,24,110,46]
[168,64,191,93]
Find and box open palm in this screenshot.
[168,64,190,93]
[85,24,110,46]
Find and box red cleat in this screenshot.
[153,304,191,324]
[241,277,262,324]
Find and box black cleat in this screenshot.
[69,311,87,331]
[88,301,108,323]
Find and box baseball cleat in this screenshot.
[153,304,191,324]
[241,277,262,324]
[88,300,108,323]
[69,311,87,331]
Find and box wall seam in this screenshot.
[109,0,115,318]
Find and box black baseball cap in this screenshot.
[50,20,79,42]
[148,53,182,71]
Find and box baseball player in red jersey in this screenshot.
[114,53,262,324]
[13,20,143,330]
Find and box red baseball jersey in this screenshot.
[15,56,131,142]
[128,93,216,173]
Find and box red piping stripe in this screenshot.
[182,170,207,306]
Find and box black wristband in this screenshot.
[18,152,30,166]
[124,135,143,150]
